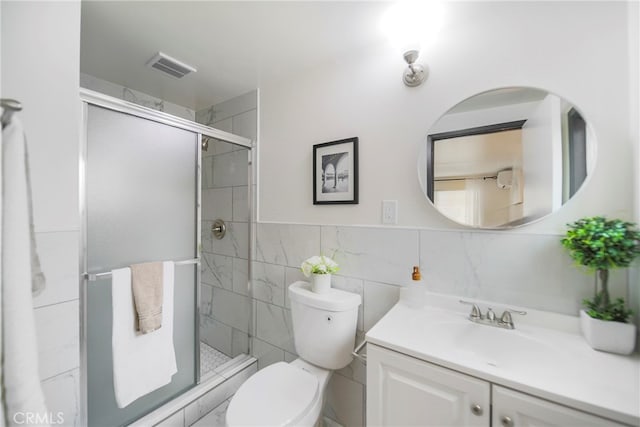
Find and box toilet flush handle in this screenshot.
[352,339,367,365]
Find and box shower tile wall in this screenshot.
[80,73,196,121]
[196,91,257,358]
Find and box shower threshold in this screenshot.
[129,352,256,427]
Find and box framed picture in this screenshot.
[313,137,359,204]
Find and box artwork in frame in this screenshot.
[313,137,359,204]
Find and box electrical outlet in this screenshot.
[382,200,398,224]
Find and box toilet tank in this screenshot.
[288,281,361,370]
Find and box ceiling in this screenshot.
[80,1,391,111]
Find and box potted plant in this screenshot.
[561,216,640,354]
[300,255,339,293]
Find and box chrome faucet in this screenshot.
[460,300,526,330]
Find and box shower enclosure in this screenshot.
[199,136,252,380]
[79,89,253,426]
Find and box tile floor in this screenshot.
[200,342,231,378]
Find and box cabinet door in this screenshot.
[367,344,490,426]
[492,386,627,427]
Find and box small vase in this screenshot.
[580,310,637,355]
[311,273,331,293]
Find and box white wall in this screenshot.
[256,3,638,425]
[2,1,81,425]
[259,1,634,233]
[628,0,640,335]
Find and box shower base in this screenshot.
[200,342,231,378]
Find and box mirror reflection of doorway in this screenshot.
[422,88,593,229]
[427,95,589,228]
[567,107,587,200]
[428,122,524,228]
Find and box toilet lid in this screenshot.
[226,362,319,426]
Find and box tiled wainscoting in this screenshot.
[190,398,231,427]
[32,231,81,426]
[249,222,614,426]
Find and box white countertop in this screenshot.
[366,293,640,426]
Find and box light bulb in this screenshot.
[381,0,445,53]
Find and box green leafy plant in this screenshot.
[561,216,640,323]
[583,296,632,322]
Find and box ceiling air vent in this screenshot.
[146,52,197,79]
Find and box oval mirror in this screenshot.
[418,87,595,229]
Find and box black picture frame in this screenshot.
[313,137,359,205]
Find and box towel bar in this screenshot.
[84,258,199,281]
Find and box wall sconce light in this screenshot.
[381,1,445,88]
[402,50,426,87]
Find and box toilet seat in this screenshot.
[226,362,319,426]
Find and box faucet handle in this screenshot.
[459,300,482,319]
[500,310,513,326]
[499,308,527,329]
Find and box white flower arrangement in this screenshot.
[300,255,339,277]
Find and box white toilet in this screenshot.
[225,281,361,427]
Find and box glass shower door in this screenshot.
[85,105,198,426]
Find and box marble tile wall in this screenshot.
[251,222,600,426]
[196,92,257,358]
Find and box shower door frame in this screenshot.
[78,88,253,426]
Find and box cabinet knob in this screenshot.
[470,403,483,416]
[501,415,514,427]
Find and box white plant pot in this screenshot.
[311,273,331,293]
[580,310,637,355]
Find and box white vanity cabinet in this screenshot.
[367,344,490,426]
[491,386,627,427]
[367,344,628,427]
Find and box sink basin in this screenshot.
[422,319,567,372]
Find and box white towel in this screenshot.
[2,117,49,425]
[112,261,177,408]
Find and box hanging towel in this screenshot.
[112,261,177,408]
[130,261,164,334]
[1,117,49,425]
